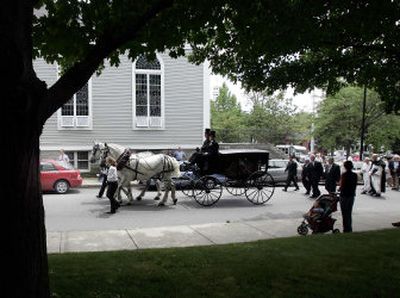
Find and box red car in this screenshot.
[40,160,83,193]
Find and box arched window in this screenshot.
[133,54,164,128]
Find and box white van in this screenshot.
[275,145,308,161]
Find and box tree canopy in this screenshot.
[211,83,247,142]
[32,0,400,114]
[314,86,400,154]
[189,0,400,112]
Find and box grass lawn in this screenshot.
[49,229,400,298]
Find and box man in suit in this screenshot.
[388,154,400,191]
[324,157,341,193]
[283,155,299,191]
[308,154,324,198]
[203,130,219,173]
[301,158,311,195]
[200,128,211,153]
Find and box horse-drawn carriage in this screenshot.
[90,143,275,207]
[178,149,275,206]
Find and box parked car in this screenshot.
[268,159,302,184]
[40,160,83,193]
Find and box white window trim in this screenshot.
[56,67,93,130]
[65,151,91,173]
[132,54,165,130]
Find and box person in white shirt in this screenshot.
[361,157,371,194]
[105,157,120,214]
[58,149,70,165]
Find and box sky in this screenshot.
[210,74,324,113]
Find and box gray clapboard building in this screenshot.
[36,53,210,172]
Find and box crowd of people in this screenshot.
[283,151,400,232]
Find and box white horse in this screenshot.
[90,142,180,206]
[90,142,162,203]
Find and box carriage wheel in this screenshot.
[193,176,223,206]
[182,188,195,197]
[225,181,246,196]
[180,178,196,197]
[225,186,246,196]
[245,172,275,205]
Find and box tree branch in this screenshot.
[40,0,174,122]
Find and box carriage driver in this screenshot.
[202,130,219,173]
[189,129,219,173]
[206,130,219,156]
[200,128,211,153]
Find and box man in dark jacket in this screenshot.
[203,130,219,173]
[339,161,358,232]
[283,155,299,191]
[324,157,341,193]
[308,154,324,198]
[200,128,211,153]
[301,159,311,195]
[388,154,400,191]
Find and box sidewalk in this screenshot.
[47,211,399,254]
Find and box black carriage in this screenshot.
[180,149,275,206]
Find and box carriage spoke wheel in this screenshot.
[193,176,222,206]
[245,172,275,205]
[225,180,246,196]
[181,178,196,198]
[225,186,246,196]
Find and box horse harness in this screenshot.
[115,149,175,180]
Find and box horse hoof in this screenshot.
[154,196,160,201]
[136,196,142,201]
[157,202,165,207]
[173,199,178,205]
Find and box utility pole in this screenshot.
[359,85,367,160]
[310,90,317,153]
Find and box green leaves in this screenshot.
[32,1,399,111]
[314,86,399,152]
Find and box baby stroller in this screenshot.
[297,193,340,236]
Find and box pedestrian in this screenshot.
[360,157,371,194]
[388,154,400,191]
[301,158,311,195]
[173,146,187,161]
[283,155,299,191]
[58,149,70,165]
[369,154,385,197]
[308,154,324,198]
[324,157,341,193]
[105,156,120,214]
[96,158,108,198]
[338,160,358,233]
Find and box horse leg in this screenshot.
[158,179,168,206]
[171,180,177,205]
[124,185,134,205]
[154,179,162,200]
[136,179,149,201]
[115,184,123,204]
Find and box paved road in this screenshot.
[44,185,400,232]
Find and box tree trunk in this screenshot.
[1,1,50,297]
[3,121,49,298]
